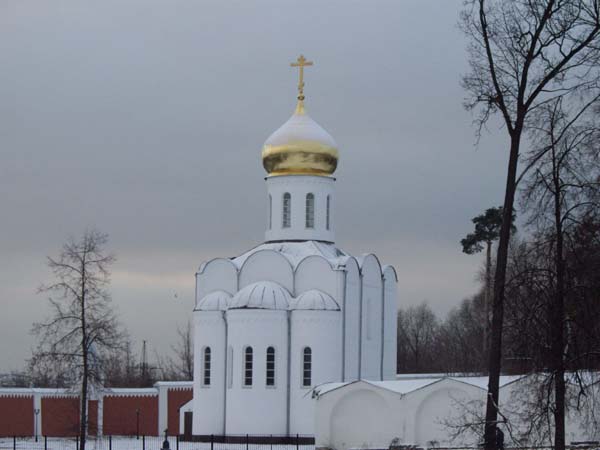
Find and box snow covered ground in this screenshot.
[0,437,314,450]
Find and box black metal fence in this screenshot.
[0,435,316,450]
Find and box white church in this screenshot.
[189,55,398,437]
[180,57,596,449]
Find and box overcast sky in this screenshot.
[0,0,510,373]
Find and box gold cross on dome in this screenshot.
[291,54,313,101]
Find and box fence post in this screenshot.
[246,434,249,450]
[109,435,112,450]
[13,436,16,450]
[210,434,214,450]
[44,435,48,450]
[76,436,79,450]
[270,434,273,450]
[296,433,299,450]
[142,435,145,450]
[176,434,179,450]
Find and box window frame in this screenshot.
[266,346,276,388]
[302,347,312,388]
[243,346,253,387]
[282,193,291,228]
[202,346,211,387]
[305,193,315,229]
[326,195,330,230]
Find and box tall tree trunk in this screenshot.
[80,264,87,450]
[552,146,566,450]
[484,131,521,450]
[484,240,492,367]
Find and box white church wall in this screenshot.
[294,255,337,298]
[343,258,360,382]
[264,175,335,243]
[238,250,294,293]
[410,381,481,447]
[315,379,485,450]
[192,311,226,435]
[359,255,383,381]
[196,258,238,304]
[315,382,397,450]
[289,310,341,435]
[225,309,288,435]
[382,265,398,380]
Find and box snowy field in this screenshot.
[0,437,315,450]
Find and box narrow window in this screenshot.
[203,347,211,386]
[302,347,312,387]
[244,346,253,387]
[282,193,291,228]
[326,195,330,230]
[305,193,315,228]
[266,347,275,387]
[268,194,272,230]
[227,346,233,388]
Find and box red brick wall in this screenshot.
[167,389,193,435]
[41,397,79,437]
[0,396,34,437]
[88,400,98,436]
[103,395,158,436]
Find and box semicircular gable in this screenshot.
[295,255,337,298]
[382,264,398,282]
[360,254,383,288]
[196,258,238,303]
[238,249,294,292]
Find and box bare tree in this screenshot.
[155,322,194,381]
[33,229,125,450]
[397,303,439,373]
[460,1,600,447]
[521,96,600,447]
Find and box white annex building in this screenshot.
[189,56,398,436]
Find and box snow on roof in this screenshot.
[232,241,348,269]
[230,281,291,310]
[367,378,442,394]
[291,289,340,311]
[315,375,529,398]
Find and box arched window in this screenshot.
[302,347,312,387]
[305,193,315,228]
[244,347,253,387]
[203,347,211,386]
[282,193,291,228]
[268,194,272,230]
[266,347,275,387]
[326,195,331,230]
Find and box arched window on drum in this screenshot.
[305,193,315,228]
[282,193,291,228]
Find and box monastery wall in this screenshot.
[0,383,191,437]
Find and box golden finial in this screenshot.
[291,54,313,105]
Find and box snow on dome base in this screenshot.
[229,281,291,310]
[291,289,340,311]
[195,290,232,311]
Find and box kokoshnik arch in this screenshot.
[188,56,398,436]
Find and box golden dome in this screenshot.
[262,100,339,177]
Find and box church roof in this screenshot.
[291,289,340,311]
[229,281,291,310]
[195,290,231,311]
[232,240,348,269]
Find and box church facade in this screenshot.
[191,56,398,436]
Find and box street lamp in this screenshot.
[34,409,40,442]
[136,408,140,439]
